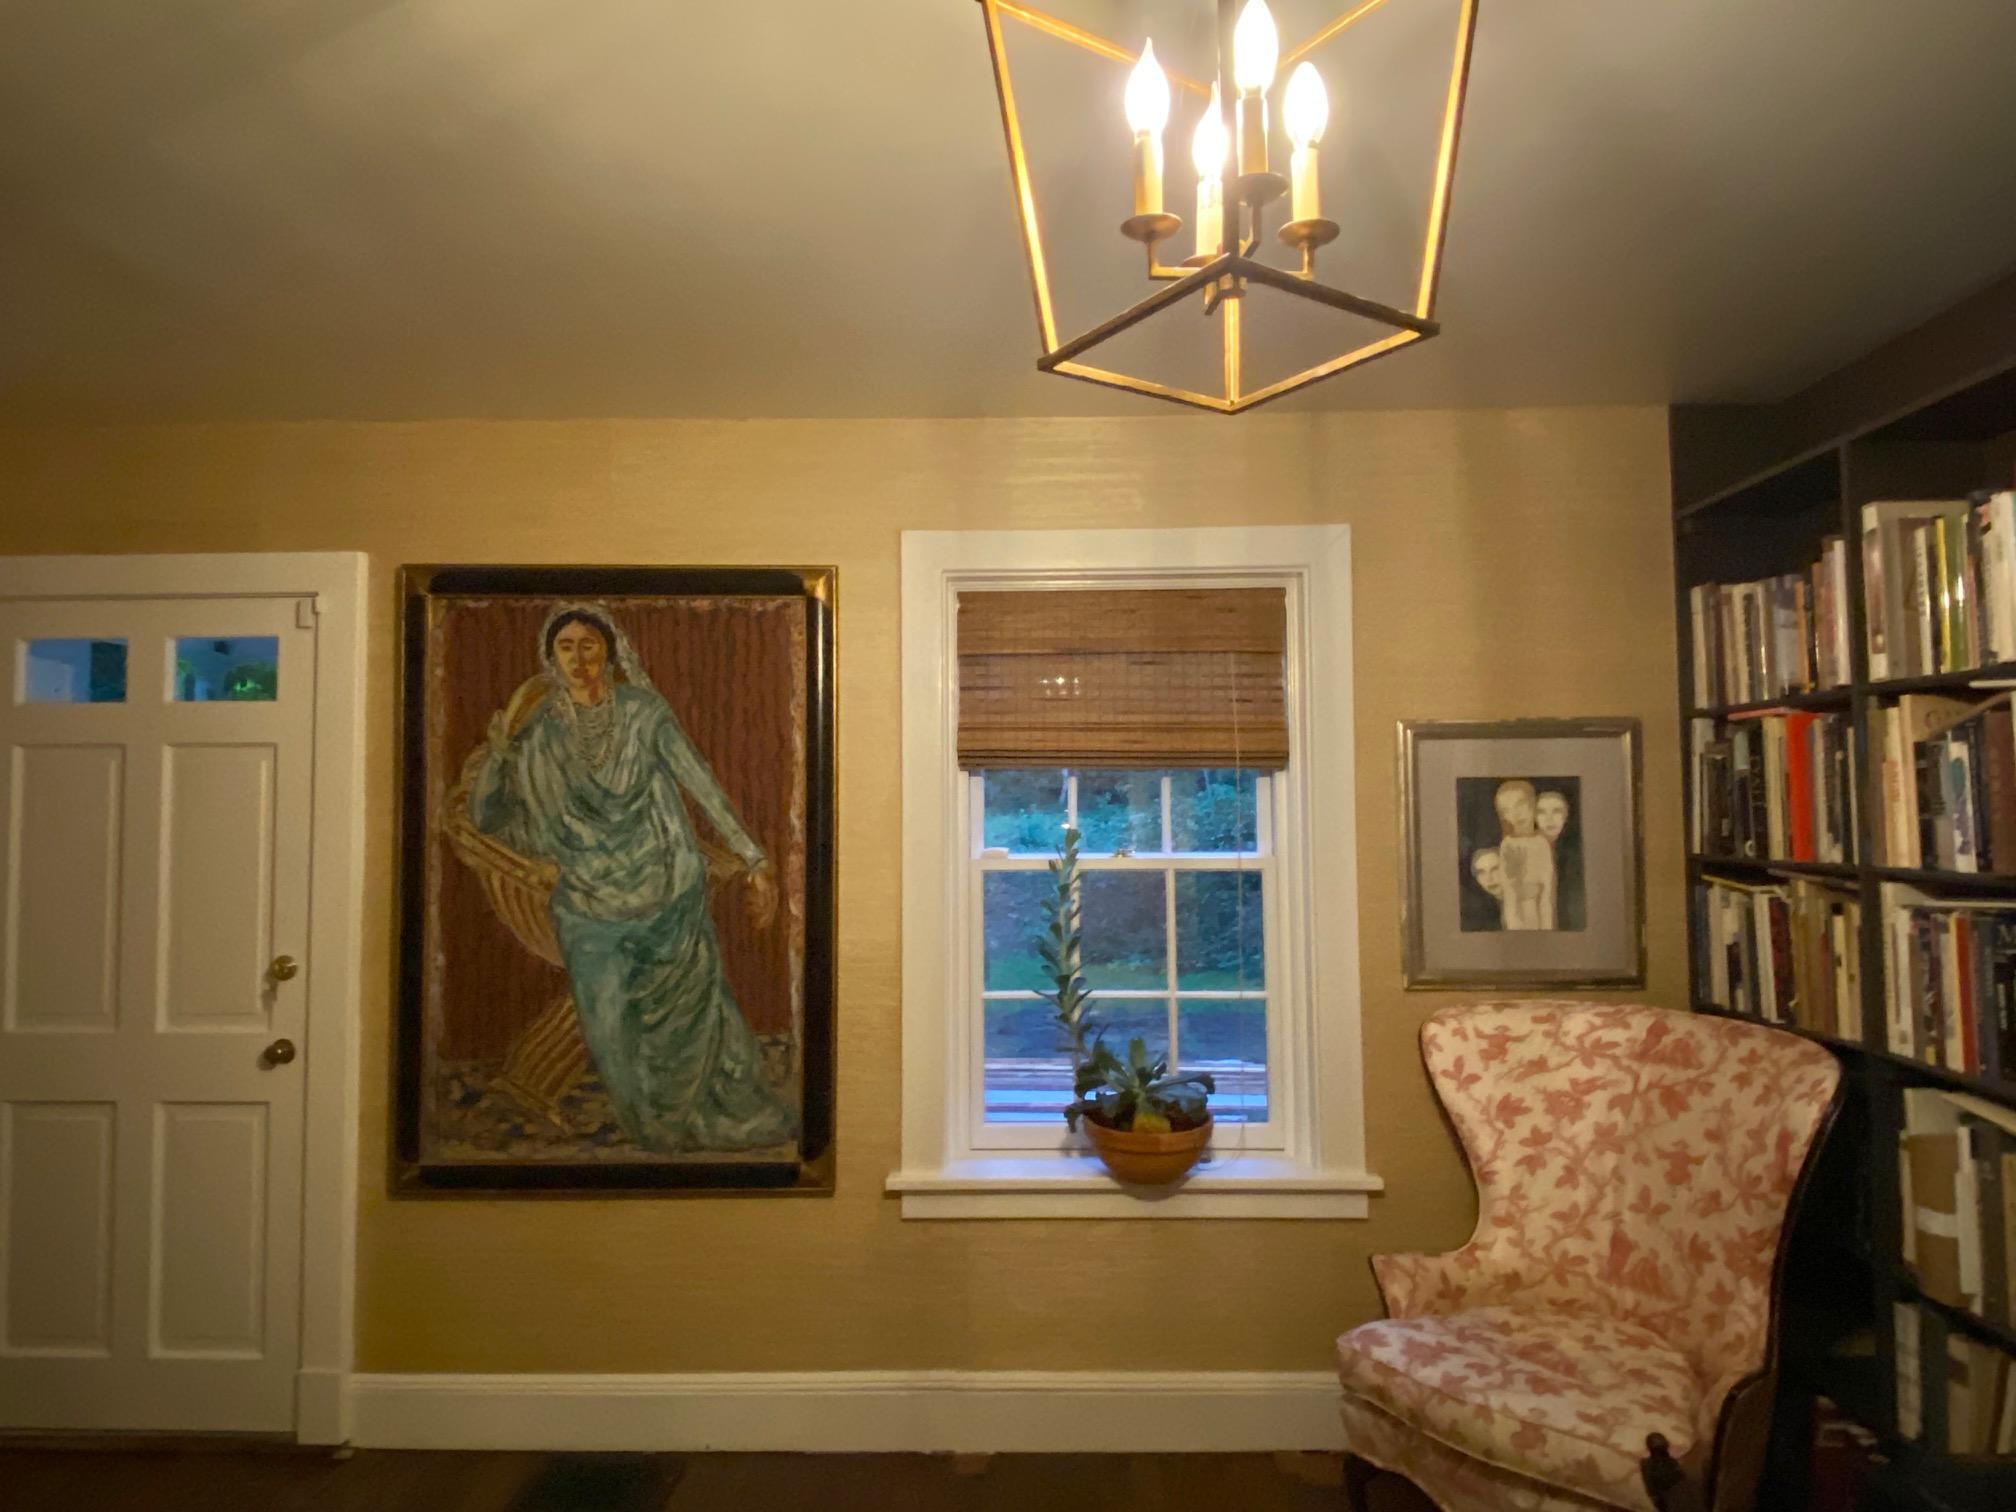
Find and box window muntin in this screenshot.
[971,767,1276,1144]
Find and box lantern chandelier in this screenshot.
[977,0,1481,414]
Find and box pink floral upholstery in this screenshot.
[1337,1002,1839,1512]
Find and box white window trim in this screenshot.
[888,526,1379,1220]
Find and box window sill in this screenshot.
[884,1153,1382,1220]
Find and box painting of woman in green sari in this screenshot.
[459,601,798,1157]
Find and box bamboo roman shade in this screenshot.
[956,587,1289,769]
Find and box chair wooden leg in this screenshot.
[1641,1433,1707,1512]
[1342,1453,1379,1510]
[1342,1455,1439,1512]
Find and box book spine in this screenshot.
[1983,708,2016,873]
[1978,1124,2009,1326]
[1769,894,1796,1024]
[1690,585,1712,708]
[1935,514,1956,673]
[1994,491,2016,664]
[1864,510,1890,681]
[1915,739,1947,871]
[1950,730,1980,874]
[1912,522,1935,677]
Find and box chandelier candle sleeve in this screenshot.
[1124,41,1171,216]
[1233,0,1279,175]
[1193,86,1228,257]
[1283,62,1329,221]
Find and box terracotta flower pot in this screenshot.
[1083,1116,1213,1186]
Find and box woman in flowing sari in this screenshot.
[465,602,797,1154]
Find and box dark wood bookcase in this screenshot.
[1673,273,2016,1512]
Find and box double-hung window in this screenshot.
[975,767,1277,1139]
[892,526,1377,1219]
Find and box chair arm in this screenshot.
[1371,1248,1497,1319]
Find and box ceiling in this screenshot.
[4,0,2016,422]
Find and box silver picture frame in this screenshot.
[1399,717,1645,989]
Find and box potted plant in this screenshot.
[1041,826,1214,1185]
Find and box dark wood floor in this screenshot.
[0,1448,1376,1511]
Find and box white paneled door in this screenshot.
[0,594,315,1432]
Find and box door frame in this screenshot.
[0,552,367,1443]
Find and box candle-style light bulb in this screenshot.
[1124,40,1171,218]
[1124,39,1171,137]
[1192,86,1228,257]
[1283,61,1329,148]
[1233,0,1280,95]
[1231,1,1278,177]
[1283,61,1328,222]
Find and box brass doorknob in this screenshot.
[269,955,299,983]
[262,1038,297,1067]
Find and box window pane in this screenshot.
[983,999,1070,1123]
[23,639,126,703]
[982,871,1054,990]
[1178,997,1269,1123]
[173,637,279,702]
[1171,768,1260,852]
[1076,770,1162,854]
[1175,871,1265,990]
[981,769,1068,853]
[1087,998,1170,1065]
[1081,871,1167,990]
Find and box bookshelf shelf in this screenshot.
[1688,853,1858,880]
[1903,1283,2016,1358]
[1865,662,2016,697]
[1688,687,1854,718]
[1871,866,2016,891]
[1674,286,2016,1499]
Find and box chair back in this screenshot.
[1419,1002,1840,1390]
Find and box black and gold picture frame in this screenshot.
[1400,718,1644,989]
[396,566,835,1192]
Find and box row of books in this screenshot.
[1693,875,1861,1038]
[1689,711,1858,864]
[1875,689,2016,872]
[1903,1088,2016,1328]
[1866,492,2016,681]
[1895,1303,2016,1454]
[1687,540,1852,707]
[1881,886,2016,1078]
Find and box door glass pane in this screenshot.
[1171,768,1260,852]
[1178,997,1269,1123]
[22,639,127,703]
[1080,871,1167,990]
[1175,870,1265,989]
[1076,770,1163,855]
[1088,998,1170,1065]
[981,769,1067,853]
[982,871,1053,991]
[982,997,1070,1123]
[172,636,279,702]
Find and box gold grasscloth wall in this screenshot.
[0,408,1676,1373]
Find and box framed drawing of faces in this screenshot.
[395,566,835,1193]
[1399,718,1644,989]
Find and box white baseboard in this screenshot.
[348,1371,1346,1453]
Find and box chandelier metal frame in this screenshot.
[977,0,1480,414]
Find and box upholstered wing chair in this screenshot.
[1336,1002,1841,1512]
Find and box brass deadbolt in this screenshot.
[269,955,299,983]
